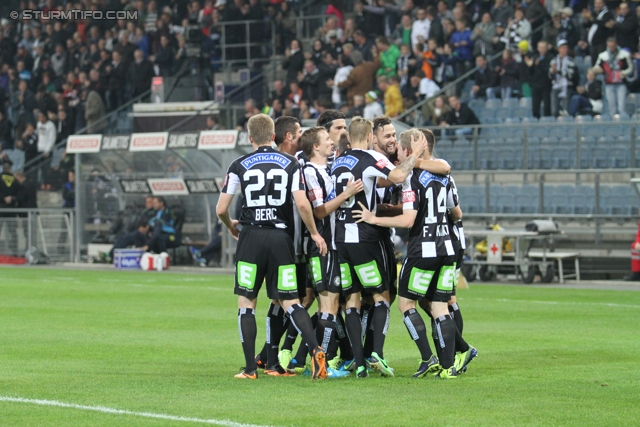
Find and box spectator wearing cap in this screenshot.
[376,36,400,77]
[338,49,381,105]
[491,0,513,30]
[550,40,579,116]
[379,75,404,117]
[583,0,615,60]
[411,8,431,50]
[614,2,638,53]
[593,37,633,115]
[471,12,496,58]
[326,31,343,59]
[568,68,603,116]
[491,21,509,53]
[363,91,384,119]
[558,8,578,51]
[471,55,499,99]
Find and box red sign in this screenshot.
[66,134,102,153]
[147,178,190,195]
[129,132,169,152]
[490,243,499,255]
[198,130,238,150]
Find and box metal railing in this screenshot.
[0,208,76,262]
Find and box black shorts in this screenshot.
[398,256,457,303]
[295,262,309,299]
[452,241,464,296]
[381,236,398,299]
[336,241,388,296]
[308,249,342,294]
[234,225,299,301]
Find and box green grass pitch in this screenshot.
[1,268,639,426]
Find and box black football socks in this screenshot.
[403,308,434,361]
[238,308,257,371]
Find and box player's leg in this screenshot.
[361,295,375,360]
[233,227,267,379]
[280,262,312,370]
[397,257,440,378]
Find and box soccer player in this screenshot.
[316,110,347,169]
[353,128,462,379]
[332,116,427,378]
[300,126,364,377]
[216,114,329,380]
[253,116,312,372]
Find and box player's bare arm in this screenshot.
[416,158,451,175]
[313,177,364,220]
[293,190,328,256]
[386,134,428,183]
[215,192,240,239]
[353,201,417,228]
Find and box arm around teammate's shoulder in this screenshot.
[386,134,428,183]
[293,190,328,256]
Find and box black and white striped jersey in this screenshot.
[221,146,303,238]
[447,177,465,250]
[303,162,337,250]
[331,148,395,244]
[401,169,459,258]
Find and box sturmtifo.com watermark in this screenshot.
[10,10,139,20]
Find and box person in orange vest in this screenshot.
[624,219,640,281]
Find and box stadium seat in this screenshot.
[449,140,474,170]
[593,114,610,122]
[457,185,485,212]
[469,98,484,113]
[540,116,556,123]
[556,116,574,123]
[578,138,596,168]
[485,99,502,109]
[609,144,631,168]
[521,117,538,124]
[504,117,520,124]
[5,149,25,172]
[502,98,519,109]
[519,98,532,109]
[530,127,548,138]
[434,139,454,160]
[513,106,531,118]
[538,143,554,169]
[544,185,574,213]
[571,186,596,214]
[575,115,593,122]
[517,185,540,213]
[495,108,512,121]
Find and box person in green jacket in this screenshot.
[376,36,400,77]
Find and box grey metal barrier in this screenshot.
[0,208,76,262]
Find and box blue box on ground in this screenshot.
[114,249,145,269]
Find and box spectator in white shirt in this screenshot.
[418,70,440,99]
[36,111,56,156]
[363,91,384,119]
[411,8,431,50]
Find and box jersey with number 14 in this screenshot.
[221,146,302,238]
[331,148,395,244]
[402,169,459,258]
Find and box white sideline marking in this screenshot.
[470,298,640,309]
[0,396,276,427]
[132,284,229,291]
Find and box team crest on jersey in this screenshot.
[331,155,358,172]
[326,189,336,201]
[241,152,291,169]
[418,171,449,188]
[402,190,416,203]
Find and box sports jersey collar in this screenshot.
[255,145,276,153]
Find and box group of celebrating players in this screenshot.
[216,109,477,380]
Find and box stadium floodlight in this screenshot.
[631,178,640,199]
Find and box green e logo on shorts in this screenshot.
[408,268,435,295]
[354,261,382,287]
[237,261,257,290]
[278,264,297,291]
[309,257,322,283]
[437,265,456,291]
[340,264,352,289]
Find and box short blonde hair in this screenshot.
[247,114,275,146]
[399,128,423,153]
[348,116,372,144]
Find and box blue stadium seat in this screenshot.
[480,117,497,124]
[540,116,556,123]
[593,114,611,122]
[513,106,531,118]
[530,127,548,138]
[485,99,502,109]
[609,144,631,168]
[583,127,603,139]
[469,99,484,113]
[519,97,532,109]
[5,149,25,172]
[556,116,574,123]
[503,98,519,109]
[457,185,485,212]
[449,140,474,170]
[504,117,520,124]
[575,115,593,122]
[495,108,512,121]
[571,186,596,213]
[578,138,596,168]
[544,185,574,213]
[517,185,540,213]
[434,139,454,160]
[538,143,554,169]
[521,116,538,124]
